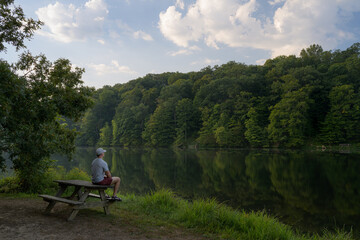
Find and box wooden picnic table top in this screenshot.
[54,180,112,189]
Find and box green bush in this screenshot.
[0,166,91,194]
[0,176,20,193]
[65,168,91,181]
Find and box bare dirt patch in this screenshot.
[0,197,208,240]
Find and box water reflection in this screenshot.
[54,148,360,236]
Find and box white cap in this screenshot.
[96,148,106,155]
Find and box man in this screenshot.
[91,148,121,201]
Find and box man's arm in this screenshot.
[105,171,112,178]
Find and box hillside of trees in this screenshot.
[76,43,360,148]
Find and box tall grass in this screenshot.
[131,189,353,240]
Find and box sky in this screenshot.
[1,0,360,89]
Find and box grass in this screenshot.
[112,189,354,240]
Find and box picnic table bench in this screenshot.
[39,180,115,221]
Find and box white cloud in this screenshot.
[168,45,201,56]
[36,0,108,43]
[89,60,138,75]
[189,45,201,51]
[133,31,154,41]
[97,39,105,45]
[192,58,219,65]
[204,58,219,65]
[168,49,192,56]
[159,0,360,58]
[117,20,154,41]
[268,0,285,6]
[176,0,185,9]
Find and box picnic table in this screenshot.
[39,180,115,221]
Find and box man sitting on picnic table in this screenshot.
[91,148,122,201]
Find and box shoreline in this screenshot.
[0,188,355,240]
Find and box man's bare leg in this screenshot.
[111,177,121,197]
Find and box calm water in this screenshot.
[53,147,360,236]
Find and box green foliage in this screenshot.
[142,102,176,147]
[0,54,94,192]
[77,87,118,145]
[98,122,113,146]
[175,98,200,147]
[0,0,43,52]
[319,85,360,144]
[75,42,360,148]
[268,88,313,147]
[0,176,19,193]
[64,167,91,181]
[0,166,91,194]
[245,107,268,147]
[0,2,94,192]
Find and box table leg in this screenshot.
[69,186,82,200]
[45,185,67,214]
[99,190,110,215]
[67,189,90,221]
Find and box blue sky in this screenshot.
[1,0,360,88]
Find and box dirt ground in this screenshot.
[0,197,208,240]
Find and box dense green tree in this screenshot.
[98,122,112,146]
[268,88,313,147]
[142,102,176,147]
[300,44,324,67]
[1,54,93,191]
[77,87,118,145]
[245,106,268,147]
[75,42,360,148]
[319,85,360,143]
[196,106,218,147]
[175,98,200,147]
[0,2,93,192]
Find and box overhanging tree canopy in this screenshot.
[0,1,94,192]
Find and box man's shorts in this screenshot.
[93,177,113,185]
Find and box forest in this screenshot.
[76,43,360,148]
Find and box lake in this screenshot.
[54,147,360,236]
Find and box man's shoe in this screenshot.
[112,196,122,201]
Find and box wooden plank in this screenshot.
[73,201,114,209]
[88,193,101,198]
[39,195,83,205]
[88,192,111,200]
[99,190,110,215]
[54,180,113,189]
[69,186,82,200]
[67,190,90,221]
[44,185,67,213]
